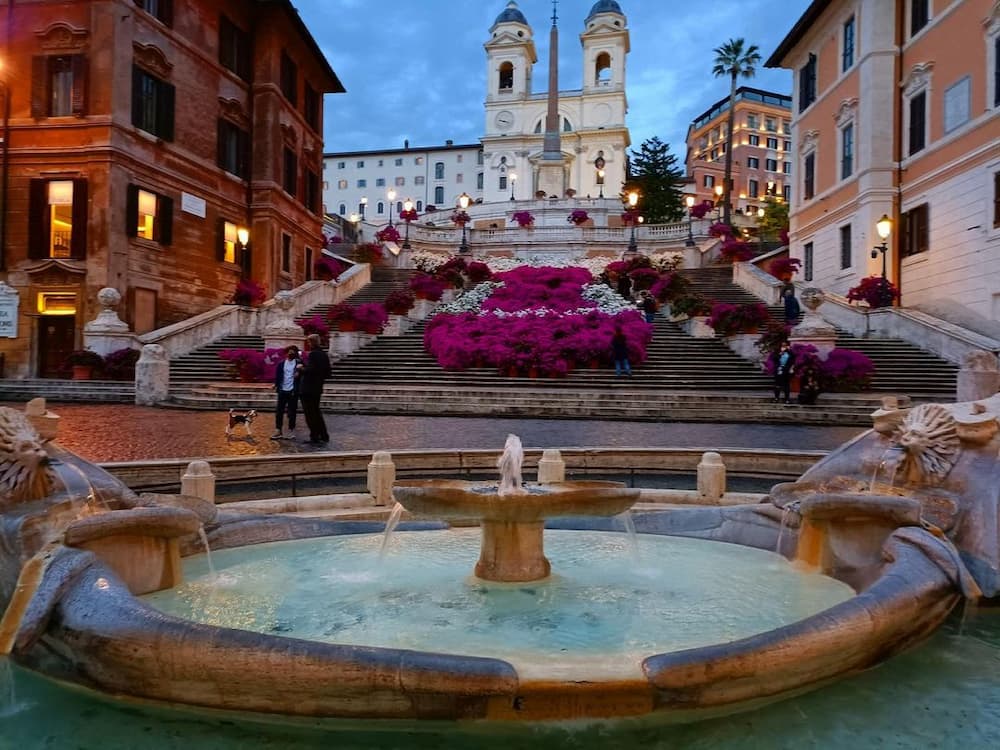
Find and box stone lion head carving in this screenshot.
[892,404,960,485]
[0,407,55,506]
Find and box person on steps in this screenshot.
[783,286,801,324]
[771,341,796,404]
[611,327,632,377]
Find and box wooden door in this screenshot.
[133,288,158,334]
[37,316,76,378]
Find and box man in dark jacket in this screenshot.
[271,345,301,439]
[299,334,331,444]
[771,341,796,404]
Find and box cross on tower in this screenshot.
[551,0,557,26]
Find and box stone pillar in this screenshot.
[367,451,396,506]
[24,397,59,441]
[83,288,137,355]
[262,290,304,352]
[330,330,359,360]
[135,344,170,405]
[536,449,566,484]
[181,460,216,504]
[382,314,411,337]
[956,350,1000,402]
[789,287,837,359]
[697,451,726,503]
[409,298,435,320]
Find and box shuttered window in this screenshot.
[220,16,252,81]
[803,153,815,200]
[125,184,174,245]
[908,91,926,155]
[217,119,250,179]
[131,65,175,140]
[135,0,173,26]
[798,54,817,112]
[283,148,298,197]
[28,179,88,260]
[901,204,929,257]
[31,55,87,117]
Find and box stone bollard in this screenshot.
[24,397,60,441]
[536,449,566,484]
[956,350,1000,402]
[181,460,216,504]
[696,451,726,503]
[135,344,170,405]
[367,451,396,506]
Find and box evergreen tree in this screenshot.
[625,137,685,224]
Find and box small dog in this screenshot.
[226,409,257,437]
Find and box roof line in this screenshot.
[323,143,483,159]
[261,0,345,92]
[765,0,831,68]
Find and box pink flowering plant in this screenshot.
[231,278,266,306]
[314,256,345,281]
[689,200,714,219]
[296,314,330,345]
[512,210,535,228]
[768,256,802,280]
[451,210,471,226]
[376,225,401,243]
[409,273,450,301]
[719,239,755,263]
[763,343,875,393]
[399,207,419,222]
[568,209,589,226]
[707,302,770,336]
[219,347,285,382]
[847,275,899,309]
[708,222,734,238]
[384,289,415,315]
[424,265,651,376]
[649,272,689,303]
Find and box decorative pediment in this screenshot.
[218,97,249,129]
[35,23,89,52]
[902,62,934,96]
[834,97,859,127]
[21,259,87,279]
[133,42,173,79]
[799,129,820,154]
[280,122,298,146]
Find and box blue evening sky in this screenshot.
[294,0,812,157]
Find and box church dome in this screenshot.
[586,0,624,21]
[493,1,528,27]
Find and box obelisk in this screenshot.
[536,0,566,198]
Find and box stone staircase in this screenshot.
[0,379,135,403]
[682,267,958,402]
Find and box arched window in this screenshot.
[434,162,445,180]
[498,61,514,91]
[377,201,385,214]
[595,52,612,85]
[534,121,542,133]
[499,174,508,190]
[338,203,346,215]
[416,200,423,211]
[434,186,444,204]
[563,117,573,132]
[396,201,403,213]
[477,172,484,189]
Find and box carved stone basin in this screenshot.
[393,479,640,582]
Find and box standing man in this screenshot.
[771,340,796,404]
[271,345,301,439]
[299,334,331,444]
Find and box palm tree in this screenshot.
[712,38,762,226]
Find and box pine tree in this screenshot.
[625,137,685,224]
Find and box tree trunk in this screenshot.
[723,72,737,226]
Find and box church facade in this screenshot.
[481,1,631,203]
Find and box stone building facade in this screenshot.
[0,0,343,378]
[767,0,1000,322]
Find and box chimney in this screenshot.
[446,139,453,146]
[404,139,409,149]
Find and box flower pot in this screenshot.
[589,359,601,370]
[337,321,359,332]
[71,365,93,380]
[527,366,539,379]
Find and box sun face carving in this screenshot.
[892,404,961,485]
[0,408,56,506]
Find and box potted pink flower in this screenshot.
[375,225,401,243]
[568,209,589,226]
[451,210,471,226]
[512,210,535,228]
[231,278,266,306]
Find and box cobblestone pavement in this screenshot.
[42,403,865,463]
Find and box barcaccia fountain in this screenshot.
[0,395,997,724]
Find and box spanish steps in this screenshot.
[158,264,958,424]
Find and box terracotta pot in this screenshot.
[71,365,93,380]
[527,366,539,379]
[337,321,358,332]
[589,359,601,370]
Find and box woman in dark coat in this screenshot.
[783,287,801,323]
[611,327,632,377]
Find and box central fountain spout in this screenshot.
[392,437,640,582]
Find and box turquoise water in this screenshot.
[143,529,853,680]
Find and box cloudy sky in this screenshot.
[294,0,813,158]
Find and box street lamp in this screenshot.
[236,227,251,277]
[597,169,605,199]
[871,213,893,306]
[684,194,696,247]
[509,172,517,201]
[349,212,361,242]
[386,188,396,228]
[756,205,766,255]
[360,196,368,222]
[626,190,639,254]
[713,184,724,221]
[401,198,414,250]
[458,192,471,254]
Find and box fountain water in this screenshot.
[378,500,406,560]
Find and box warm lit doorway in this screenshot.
[36,292,77,378]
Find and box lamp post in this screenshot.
[386,188,396,228]
[236,226,251,278]
[684,194,696,247]
[756,205,766,255]
[626,190,639,254]
[458,192,470,254]
[871,213,893,307]
[360,196,368,222]
[597,169,605,199]
[509,172,517,201]
[713,184,724,221]
[401,198,413,250]
[349,212,361,242]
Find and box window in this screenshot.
[375,178,386,187]
[305,247,313,281]
[908,90,927,155]
[28,179,88,259]
[416,200,423,211]
[748,134,760,146]
[304,84,320,130]
[131,65,175,140]
[31,55,87,117]
[395,176,405,186]
[901,204,929,257]
[477,152,484,165]
[135,0,173,25]
[804,242,814,281]
[337,161,345,169]
[595,51,612,84]
[434,162,445,180]
[280,52,298,105]
[746,114,758,129]
[304,169,320,214]
[126,184,173,245]
[748,179,759,198]
[414,176,424,185]
[994,35,1000,108]
[747,157,760,169]
[356,179,366,188]
[703,174,715,188]
[337,179,347,189]
[911,0,930,37]
[765,118,777,132]
[842,16,855,71]
[783,120,791,134]
[477,172,484,189]
[396,201,403,214]
[943,77,970,133]
[356,160,365,168]
[281,234,291,273]
[377,160,383,167]
[993,171,1000,228]
[499,174,508,190]
[457,154,463,163]
[415,157,423,165]
[456,174,463,184]
[766,137,778,150]
[338,203,346,215]
[710,148,719,160]
[217,119,249,179]
[498,61,514,91]
[783,161,791,174]
[395,158,403,166]
[799,53,817,112]
[783,185,791,201]
[283,148,297,196]
[766,158,778,172]
[376,201,385,214]
[434,186,444,204]
[783,139,792,151]
[220,220,238,264]
[803,152,815,200]
[841,123,854,179]
[839,224,852,269]
[219,16,251,80]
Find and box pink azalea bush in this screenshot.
[708,222,734,238]
[354,242,384,264]
[768,256,802,280]
[719,239,755,263]
[568,209,589,226]
[296,314,330,343]
[103,347,141,380]
[763,344,875,393]
[384,289,415,315]
[689,200,714,219]
[451,210,471,226]
[707,302,770,336]
[512,210,535,227]
[219,347,285,382]
[314,256,345,280]
[376,225,401,243]
[847,275,899,308]
[399,207,419,222]
[231,278,266,306]
[409,273,449,301]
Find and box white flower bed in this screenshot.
[434,281,638,319]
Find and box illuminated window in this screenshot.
[126,184,173,244]
[47,181,74,258]
[222,221,238,264]
[28,179,87,259]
